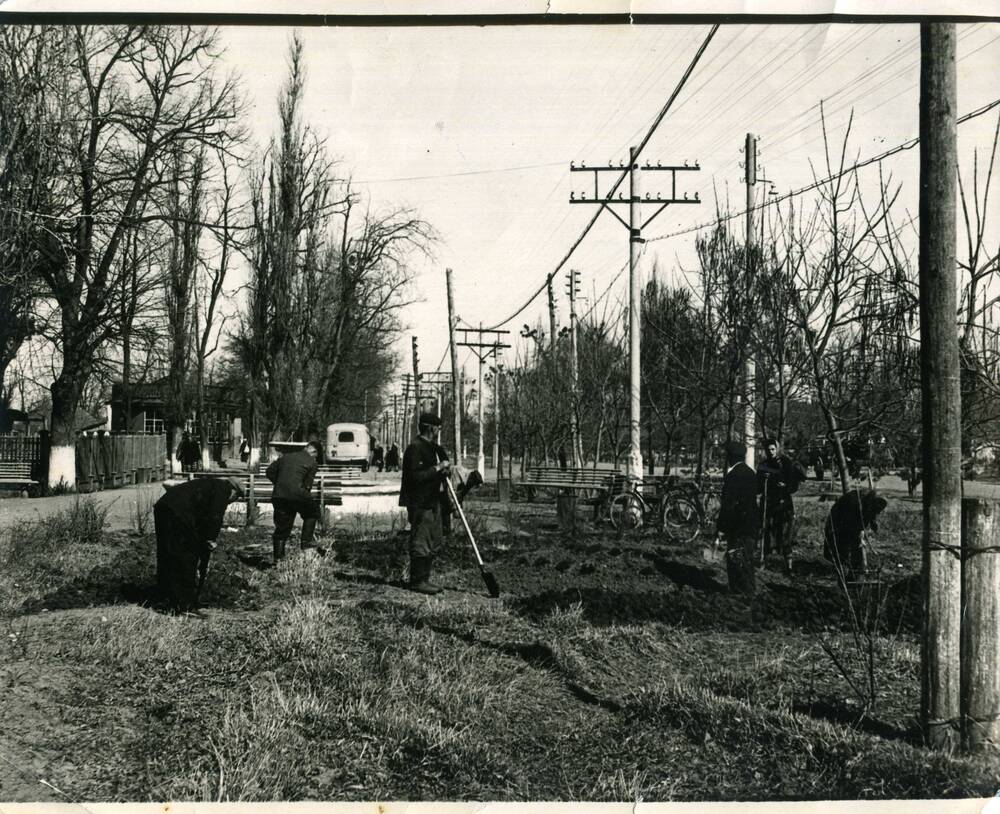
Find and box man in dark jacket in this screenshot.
[266,441,321,562]
[716,440,761,596]
[824,488,888,580]
[399,413,451,594]
[757,437,807,575]
[155,476,244,613]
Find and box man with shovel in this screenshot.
[399,413,451,595]
[756,437,806,576]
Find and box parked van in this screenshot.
[325,423,371,471]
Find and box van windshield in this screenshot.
[338,432,355,443]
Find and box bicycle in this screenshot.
[607,477,703,543]
[658,477,721,544]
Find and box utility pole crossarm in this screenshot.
[569,148,703,481]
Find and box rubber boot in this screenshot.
[409,556,442,595]
[272,536,286,563]
[300,518,326,556]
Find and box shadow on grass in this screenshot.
[19,535,261,616]
[794,697,917,744]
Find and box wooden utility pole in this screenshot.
[411,336,421,436]
[744,132,758,470]
[547,277,558,354]
[477,323,485,475]
[446,268,462,463]
[392,394,398,448]
[961,498,1000,752]
[493,359,502,478]
[627,145,643,479]
[919,21,961,752]
[567,268,582,467]
[456,326,511,478]
[401,374,411,444]
[570,149,700,480]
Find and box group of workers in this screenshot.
[716,436,887,595]
[153,412,471,612]
[154,422,885,613]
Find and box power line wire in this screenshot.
[482,23,721,333]
[647,94,1000,245]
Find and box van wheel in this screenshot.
[361,461,370,472]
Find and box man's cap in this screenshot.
[762,436,779,446]
[724,440,746,460]
[419,412,442,427]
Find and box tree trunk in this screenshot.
[48,371,85,490]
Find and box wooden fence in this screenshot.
[76,434,168,492]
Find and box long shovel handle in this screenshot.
[445,476,485,567]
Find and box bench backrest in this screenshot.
[524,466,624,488]
[185,471,347,503]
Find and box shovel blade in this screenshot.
[481,567,501,599]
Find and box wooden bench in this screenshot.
[185,470,348,508]
[518,466,626,503]
[0,461,39,492]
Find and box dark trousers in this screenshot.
[273,497,320,543]
[408,505,443,559]
[726,535,757,596]
[154,504,208,612]
[762,503,796,558]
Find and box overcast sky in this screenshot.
[208,22,1000,394]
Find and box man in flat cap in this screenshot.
[399,412,451,594]
[155,476,244,614]
[716,440,761,596]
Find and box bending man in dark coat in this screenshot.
[716,440,762,596]
[155,477,244,613]
[266,440,322,562]
[399,413,451,594]
[824,489,888,580]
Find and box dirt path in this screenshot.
[0,482,165,532]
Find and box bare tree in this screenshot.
[0,27,69,430]
[35,25,242,488]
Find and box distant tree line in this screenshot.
[495,111,1000,491]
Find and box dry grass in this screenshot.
[1,494,998,802]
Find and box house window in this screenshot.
[145,417,164,434]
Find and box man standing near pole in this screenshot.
[399,412,451,595]
[756,437,806,576]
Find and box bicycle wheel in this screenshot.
[661,494,701,544]
[609,493,645,533]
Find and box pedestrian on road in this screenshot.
[239,437,251,465]
[385,444,400,472]
[154,476,244,614]
[266,441,323,563]
[177,431,201,473]
[399,413,451,594]
[716,440,761,596]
